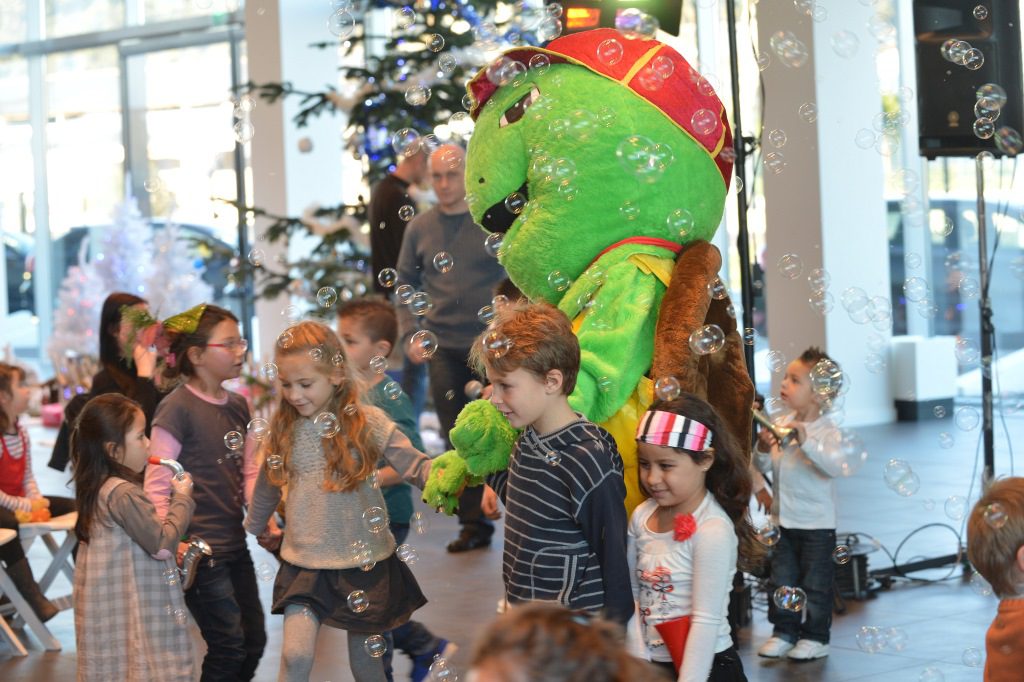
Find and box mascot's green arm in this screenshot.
[561,257,665,424]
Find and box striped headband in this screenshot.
[636,410,713,452]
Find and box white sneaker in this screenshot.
[757,636,795,658]
[787,639,830,660]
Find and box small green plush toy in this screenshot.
[423,28,753,515]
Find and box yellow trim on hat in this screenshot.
[621,44,665,85]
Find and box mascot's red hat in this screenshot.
[467,28,734,189]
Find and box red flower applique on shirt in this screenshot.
[674,513,697,542]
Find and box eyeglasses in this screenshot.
[207,339,249,353]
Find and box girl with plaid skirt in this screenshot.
[71,393,196,681]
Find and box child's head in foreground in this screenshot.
[469,302,580,430]
[968,477,1024,598]
[468,602,663,682]
[337,298,398,379]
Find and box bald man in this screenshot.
[395,144,507,552]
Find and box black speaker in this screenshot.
[913,0,1024,158]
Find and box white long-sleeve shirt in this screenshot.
[753,412,840,529]
[628,494,736,682]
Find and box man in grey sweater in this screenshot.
[395,143,507,552]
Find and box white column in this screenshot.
[758,2,895,425]
[245,2,343,359]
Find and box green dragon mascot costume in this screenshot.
[424,28,755,515]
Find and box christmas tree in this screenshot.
[48,191,152,363]
[143,219,215,319]
[217,1,552,307]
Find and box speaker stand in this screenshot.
[974,153,996,481]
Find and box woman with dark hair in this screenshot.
[48,292,164,471]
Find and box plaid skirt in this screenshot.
[272,553,426,632]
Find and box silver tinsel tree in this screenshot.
[143,220,214,319]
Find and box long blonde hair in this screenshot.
[264,321,379,492]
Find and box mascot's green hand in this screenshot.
[422,451,468,516]
[450,399,520,478]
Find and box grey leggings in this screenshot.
[279,604,386,682]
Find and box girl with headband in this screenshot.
[627,394,757,682]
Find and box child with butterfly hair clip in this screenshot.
[627,393,758,682]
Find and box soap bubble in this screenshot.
[163,567,179,586]
[974,118,996,139]
[767,350,787,373]
[934,405,947,418]
[536,15,562,42]
[615,7,658,39]
[377,540,411,568]
[347,590,369,613]
[959,277,980,299]
[247,248,265,267]
[810,359,843,396]
[247,418,270,441]
[798,102,818,123]
[667,208,695,238]
[261,362,278,382]
[777,253,804,279]
[398,205,415,221]
[395,284,415,305]
[938,432,954,449]
[941,39,970,64]
[224,431,244,451]
[807,268,829,293]
[764,152,787,175]
[743,328,755,345]
[955,338,980,365]
[327,9,355,38]
[543,450,562,466]
[383,381,403,401]
[831,30,860,58]
[864,353,886,374]
[995,126,1023,155]
[363,506,388,533]
[973,4,989,20]
[410,292,433,316]
[691,109,719,136]
[962,647,983,667]
[832,545,851,565]
[773,586,807,612]
[393,5,415,28]
[369,355,388,375]
[970,570,994,596]
[884,458,913,488]
[482,330,513,358]
[427,33,445,52]
[976,83,1007,107]
[654,376,681,401]
[266,454,284,471]
[314,412,341,438]
[885,627,909,652]
[477,305,496,325]
[364,634,387,657]
[856,626,885,653]
[529,53,551,73]
[955,406,979,431]
[173,608,188,626]
[984,502,1008,529]
[409,330,439,359]
[944,495,967,520]
[756,522,781,546]
[377,268,397,288]
[433,251,454,273]
[688,324,726,355]
[412,511,429,535]
[767,128,788,148]
[316,287,337,308]
[256,562,275,582]
[547,270,572,292]
[597,38,624,66]
[428,655,459,681]
[484,233,504,258]
[918,668,945,682]
[902,277,929,302]
[391,128,420,157]
[504,192,527,215]
[233,121,255,144]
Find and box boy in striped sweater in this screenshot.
[471,302,632,624]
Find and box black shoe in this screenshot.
[446,531,492,553]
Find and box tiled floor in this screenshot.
[2,405,1020,681]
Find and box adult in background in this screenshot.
[369,143,431,421]
[49,292,163,472]
[396,143,506,553]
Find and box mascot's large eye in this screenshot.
[499,85,540,128]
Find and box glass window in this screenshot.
[46,0,124,38]
[142,0,237,24]
[0,1,28,43]
[0,55,37,353]
[45,46,123,242]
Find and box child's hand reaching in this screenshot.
[170,473,194,498]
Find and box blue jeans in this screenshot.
[382,525,442,681]
[428,346,492,537]
[767,527,835,644]
[184,547,267,681]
